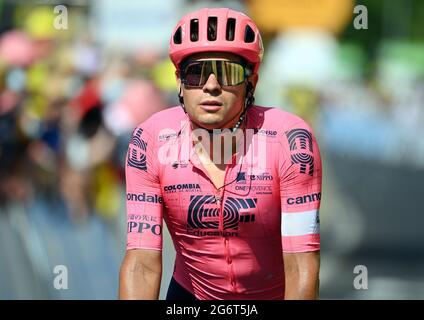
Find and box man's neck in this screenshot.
[192,124,245,167]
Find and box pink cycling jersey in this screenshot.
[125,105,322,300]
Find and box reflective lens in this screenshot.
[181,60,250,87]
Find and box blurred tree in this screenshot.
[341,0,424,55]
[0,0,14,32]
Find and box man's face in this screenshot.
[177,52,255,130]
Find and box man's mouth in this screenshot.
[199,100,223,111]
[200,100,223,106]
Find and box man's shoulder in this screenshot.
[134,106,187,135]
[250,105,313,133]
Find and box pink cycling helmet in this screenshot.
[169,8,264,74]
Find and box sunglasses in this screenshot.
[180,60,252,87]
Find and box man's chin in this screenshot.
[193,116,224,129]
[194,123,222,131]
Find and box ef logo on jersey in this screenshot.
[285,128,314,176]
[127,128,148,171]
[186,195,257,237]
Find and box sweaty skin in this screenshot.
[125,105,322,300]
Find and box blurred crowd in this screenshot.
[0,10,173,224]
[0,0,423,299]
[1,0,423,224]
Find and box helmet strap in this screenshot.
[178,86,187,113]
[229,81,254,133]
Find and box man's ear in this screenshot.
[248,73,259,92]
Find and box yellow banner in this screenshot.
[248,0,354,34]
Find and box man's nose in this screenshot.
[202,73,222,92]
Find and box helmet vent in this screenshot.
[226,18,236,41]
[173,26,182,44]
[190,19,199,42]
[244,25,255,43]
[207,17,218,41]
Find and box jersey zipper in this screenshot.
[195,153,238,292]
[216,156,232,230]
[218,156,237,292]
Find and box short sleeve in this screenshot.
[125,126,163,251]
[279,121,322,253]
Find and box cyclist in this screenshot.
[119,7,322,300]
